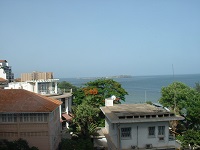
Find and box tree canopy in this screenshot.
[73,78,128,106]
[70,78,128,138]
[58,81,77,93]
[159,81,200,148]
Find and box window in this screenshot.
[30,114,37,122]
[2,114,7,122]
[121,127,131,139]
[8,114,13,122]
[24,114,29,122]
[158,126,165,136]
[38,114,43,122]
[148,126,155,137]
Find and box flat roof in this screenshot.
[100,103,184,123]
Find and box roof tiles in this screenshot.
[0,89,62,113]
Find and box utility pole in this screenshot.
[172,64,177,113]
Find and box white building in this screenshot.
[100,98,184,150]
[0,60,14,82]
[6,79,59,95]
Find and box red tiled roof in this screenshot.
[62,113,72,121]
[0,60,7,63]
[0,89,62,113]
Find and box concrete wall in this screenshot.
[48,107,62,150]
[0,110,61,150]
[106,119,175,150]
[0,68,6,79]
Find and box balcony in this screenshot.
[169,134,175,141]
[39,90,56,95]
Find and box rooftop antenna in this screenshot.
[172,64,177,113]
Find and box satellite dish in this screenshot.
[111,95,116,100]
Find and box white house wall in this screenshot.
[105,117,118,148]
[0,69,6,79]
[5,82,34,92]
[106,118,175,150]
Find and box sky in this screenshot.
[0,0,200,78]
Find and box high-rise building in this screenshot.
[21,71,53,81]
[0,60,14,82]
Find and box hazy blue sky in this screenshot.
[0,0,200,78]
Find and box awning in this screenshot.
[62,113,72,121]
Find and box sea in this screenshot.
[59,74,200,104]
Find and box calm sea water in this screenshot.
[60,74,200,104]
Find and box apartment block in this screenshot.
[21,72,53,82]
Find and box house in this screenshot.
[6,78,59,95]
[0,89,62,150]
[5,71,73,129]
[100,98,184,150]
[0,60,14,82]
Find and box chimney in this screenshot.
[105,95,116,106]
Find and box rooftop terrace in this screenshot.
[100,103,184,123]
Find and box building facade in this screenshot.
[5,71,73,129]
[0,89,62,150]
[6,79,59,95]
[0,60,14,82]
[100,98,184,150]
[0,78,8,89]
[21,72,53,82]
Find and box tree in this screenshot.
[72,102,100,138]
[71,78,128,137]
[177,130,200,149]
[58,81,77,93]
[195,82,200,93]
[73,78,128,106]
[159,82,200,148]
[60,138,93,150]
[159,82,192,113]
[0,139,39,150]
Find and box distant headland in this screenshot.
[78,75,133,80]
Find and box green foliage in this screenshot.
[146,101,152,105]
[58,81,77,93]
[177,130,200,149]
[60,138,93,150]
[159,82,200,147]
[159,82,192,112]
[73,78,128,106]
[73,102,100,137]
[195,82,200,93]
[85,78,128,102]
[0,139,39,150]
[71,78,128,138]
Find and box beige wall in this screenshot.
[21,72,53,82]
[0,109,61,150]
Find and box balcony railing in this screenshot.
[169,134,175,141]
[40,90,55,95]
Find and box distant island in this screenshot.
[78,75,133,80]
[105,75,133,79]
